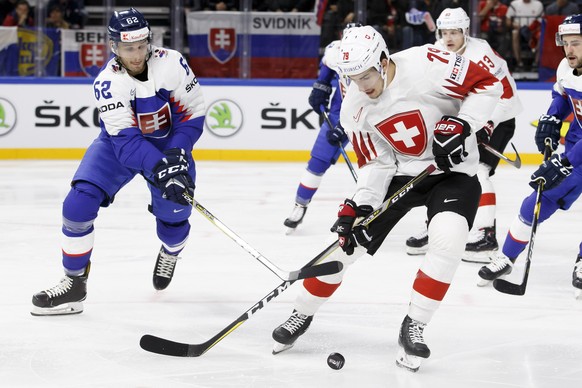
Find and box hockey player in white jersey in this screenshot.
[31,8,205,316]
[271,25,502,371]
[406,8,523,263]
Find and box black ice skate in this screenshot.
[153,247,180,290]
[284,203,308,233]
[31,263,90,316]
[462,225,499,264]
[477,254,513,286]
[405,222,428,255]
[272,309,313,354]
[396,315,430,372]
[573,255,582,299]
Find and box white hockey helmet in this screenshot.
[336,25,389,77]
[436,8,470,45]
[556,14,582,46]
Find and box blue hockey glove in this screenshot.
[326,122,348,146]
[535,114,562,153]
[331,199,374,255]
[153,148,195,206]
[432,115,471,173]
[308,80,332,114]
[529,153,572,190]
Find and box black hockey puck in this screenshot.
[327,352,345,370]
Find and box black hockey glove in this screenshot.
[476,120,494,145]
[153,148,195,206]
[432,115,471,173]
[529,153,572,191]
[326,122,348,146]
[535,114,562,153]
[331,199,374,255]
[308,80,332,114]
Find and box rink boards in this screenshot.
[0,78,552,164]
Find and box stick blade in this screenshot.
[509,143,522,169]
[492,278,527,296]
[294,261,343,280]
[140,334,193,357]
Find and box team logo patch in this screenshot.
[208,28,236,64]
[570,96,582,123]
[374,110,427,156]
[80,43,107,77]
[448,54,468,84]
[138,104,172,134]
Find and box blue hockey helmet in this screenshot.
[556,14,582,46]
[108,8,151,44]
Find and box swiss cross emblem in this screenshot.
[374,110,427,156]
[80,43,107,77]
[208,28,237,64]
[138,104,172,134]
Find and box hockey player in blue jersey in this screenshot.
[31,8,205,316]
[283,39,351,232]
[478,14,582,296]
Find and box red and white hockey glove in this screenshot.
[432,115,471,173]
[476,120,494,145]
[331,199,373,255]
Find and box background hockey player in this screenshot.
[283,31,353,232]
[31,8,205,316]
[271,25,502,372]
[478,14,582,296]
[406,8,523,264]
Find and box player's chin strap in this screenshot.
[381,61,390,89]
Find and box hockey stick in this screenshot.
[479,142,522,169]
[140,164,437,357]
[492,139,551,295]
[182,192,342,282]
[321,109,358,182]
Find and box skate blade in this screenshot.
[285,227,297,235]
[395,348,422,372]
[272,342,294,355]
[406,247,428,256]
[462,250,496,264]
[476,277,492,287]
[575,288,582,300]
[30,302,84,316]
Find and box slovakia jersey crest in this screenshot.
[80,43,107,77]
[138,104,172,135]
[374,110,427,156]
[208,28,236,64]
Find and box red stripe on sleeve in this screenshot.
[479,192,496,207]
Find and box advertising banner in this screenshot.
[62,28,164,77]
[187,11,320,78]
[16,28,60,76]
[62,29,109,77]
[0,80,554,162]
[0,27,18,76]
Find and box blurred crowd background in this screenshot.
[0,0,578,80]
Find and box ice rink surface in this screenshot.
[1,160,581,388]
